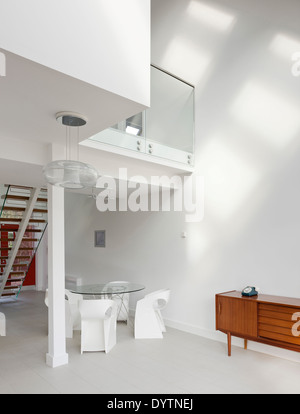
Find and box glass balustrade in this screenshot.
[0,184,9,217]
[85,66,195,169]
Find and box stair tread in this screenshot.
[0,228,43,232]
[1,195,47,202]
[4,238,40,242]
[4,286,20,290]
[0,247,35,251]
[0,218,46,223]
[5,278,24,282]
[2,206,47,213]
[0,277,24,281]
[5,184,33,190]
[3,276,24,280]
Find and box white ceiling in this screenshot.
[0,49,145,147]
[0,49,147,187]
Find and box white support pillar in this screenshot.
[46,183,68,368]
[35,227,48,292]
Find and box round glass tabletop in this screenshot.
[70,282,145,296]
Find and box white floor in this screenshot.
[0,291,300,394]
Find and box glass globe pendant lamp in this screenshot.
[43,112,99,189]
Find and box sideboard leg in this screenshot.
[227,332,231,356]
[244,339,248,350]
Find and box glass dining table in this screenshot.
[70,282,145,297]
[70,282,145,324]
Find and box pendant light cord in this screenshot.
[65,125,68,160]
[77,126,79,162]
[65,125,80,161]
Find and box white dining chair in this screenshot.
[105,281,130,323]
[145,289,170,333]
[79,299,117,354]
[65,289,83,338]
[44,288,83,339]
[0,312,6,336]
[44,289,49,307]
[134,289,170,339]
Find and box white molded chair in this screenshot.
[145,289,170,333]
[65,289,83,338]
[134,289,170,339]
[79,299,117,354]
[0,312,6,336]
[106,281,130,323]
[44,288,83,339]
[44,289,49,307]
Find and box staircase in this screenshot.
[0,184,48,300]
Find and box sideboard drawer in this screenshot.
[258,303,300,345]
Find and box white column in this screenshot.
[46,183,68,368]
[35,227,48,292]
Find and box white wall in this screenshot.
[0,0,150,106]
[152,0,300,311]
[65,0,300,361]
[65,192,188,308]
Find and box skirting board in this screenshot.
[129,308,300,363]
[20,285,36,291]
[163,317,300,363]
[46,352,69,368]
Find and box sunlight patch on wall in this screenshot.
[269,33,300,61]
[186,224,211,265]
[161,35,211,85]
[187,1,236,33]
[230,80,300,149]
[200,138,260,221]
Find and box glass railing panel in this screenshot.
[146,66,194,154]
[111,112,145,137]
[88,127,146,154]
[85,66,194,168]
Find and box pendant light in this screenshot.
[43,112,99,189]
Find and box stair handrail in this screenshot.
[0,184,10,218]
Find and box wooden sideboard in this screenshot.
[216,291,300,356]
